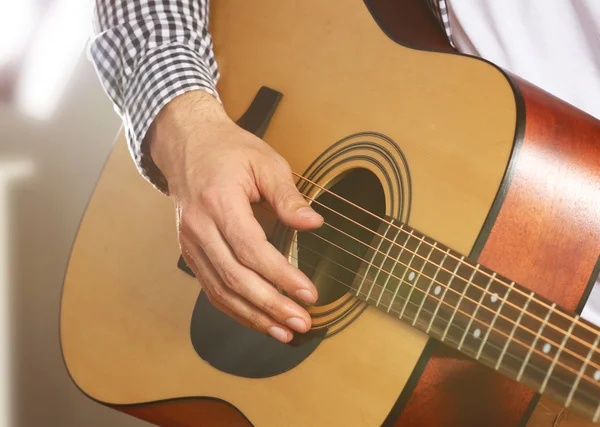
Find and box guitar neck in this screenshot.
[349,219,600,422]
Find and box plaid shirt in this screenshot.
[90,0,452,192]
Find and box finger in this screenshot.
[191,243,295,343]
[206,288,293,343]
[212,187,318,305]
[255,157,323,230]
[188,221,313,333]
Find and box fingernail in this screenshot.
[296,206,322,220]
[268,326,289,342]
[286,317,308,333]
[296,289,317,304]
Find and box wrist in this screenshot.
[147,90,230,189]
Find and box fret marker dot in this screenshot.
[594,370,600,381]
[473,328,481,339]
[542,343,552,354]
[490,293,498,303]
[434,285,441,296]
[408,272,416,281]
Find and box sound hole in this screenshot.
[297,168,386,306]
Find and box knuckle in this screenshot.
[180,213,211,246]
[179,209,206,238]
[268,263,285,286]
[260,297,278,317]
[179,212,196,234]
[198,237,218,253]
[209,284,226,303]
[276,185,300,210]
[235,243,257,267]
[247,312,264,330]
[274,155,291,173]
[220,215,241,240]
[221,265,241,290]
[199,186,222,210]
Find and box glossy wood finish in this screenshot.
[509,77,600,427]
[395,75,600,427]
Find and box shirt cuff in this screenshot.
[122,43,220,194]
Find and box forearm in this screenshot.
[89,0,219,192]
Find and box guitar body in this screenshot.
[60,1,600,426]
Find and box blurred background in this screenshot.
[0,0,148,425]
[2,1,600,427]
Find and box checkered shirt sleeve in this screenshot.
[89,0,452,192]
[89,0,219,193]
[423,0,455,47]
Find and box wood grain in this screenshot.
[507,77,600,427]
[393,72,600,427]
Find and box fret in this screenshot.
[413,248,449,326]
[516,303,556,382]
[357,221,394,297]
[458,272,496,350]
[566,333,600,408]
[426,255,464,334]
[384,229,414,312]
[399,241,437,319]
[594,404,600,424]
[496,291,534,370]
[366,223,403,302]
[341,217,600,423]
[557,314,600,422]
[392,232,424,311]
[539,315,579,394]
[441,263,479,342]
[476,281,514,360]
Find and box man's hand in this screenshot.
[148,90,323,343]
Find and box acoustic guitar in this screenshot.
[60,1,600,426]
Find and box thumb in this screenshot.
[258,165,323,230]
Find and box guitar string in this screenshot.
[308,206,599,363]
[287,236,600,391]
[293,171,594,337]
[304,192,597,356]
[291,172,600,354]
[288,244,599,400]
[259,195,600,375]
[293,227,600,385]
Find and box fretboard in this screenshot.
[348,218,600,422]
